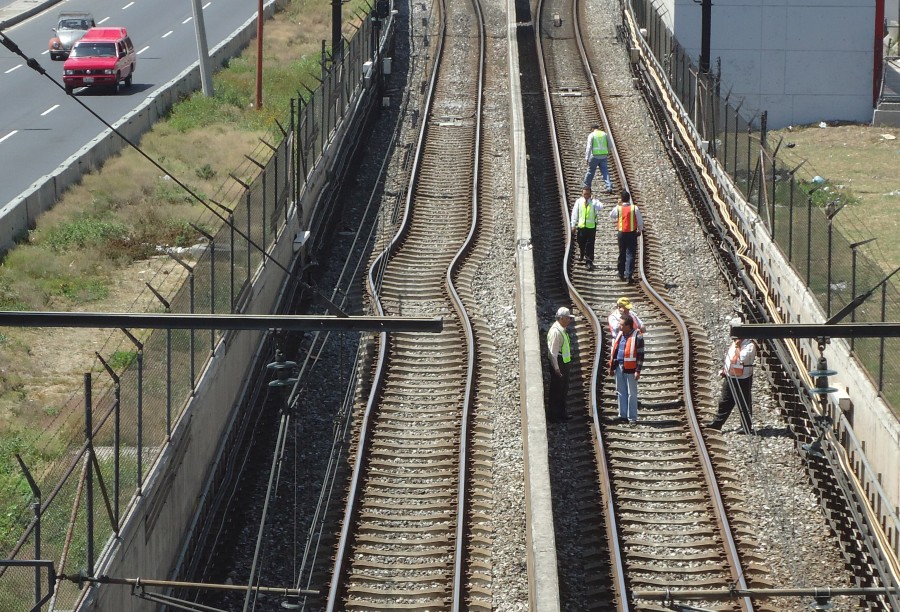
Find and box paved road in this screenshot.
[0,0,258,210]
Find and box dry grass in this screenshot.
[0,0,370,536]
[769,123,900,272]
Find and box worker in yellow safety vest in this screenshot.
[583,123,612,193]
[546,307,574,422]
[570,187,604,271]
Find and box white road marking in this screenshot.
[203,2,211,7]
[122,2,135,9]
[4,64,22,74]
[162,30,173,38]
[182,17,192,24]
[41,50,49,55]
[137,46,150,55]
[0,131,18,144]
[98,17,110,24]
[41,105,60,116]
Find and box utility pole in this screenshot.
[190,0,214,96]
[699,0,711,73]
[255,0,264,109]
[332,0,343,62]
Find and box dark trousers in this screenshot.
[576,227,597,264]
[711,375,753,432]
[617,231,638,279]
[547,355,570,421]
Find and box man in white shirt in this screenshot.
[570,187,604,271]
[705,319,758,433]
[608,296,645,336]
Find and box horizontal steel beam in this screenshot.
[0,311,443,333]
[733,323,900,340]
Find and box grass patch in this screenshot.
[40,215,130,252]
[0,0,375,568]
[769,124,900,272]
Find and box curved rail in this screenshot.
[535,0,757,606]
[326,0,486,605]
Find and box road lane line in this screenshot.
[137,46,150,55]
[0,131,18,144]
[41,105,60,116]
[4,64,22,74]
[162,30,174,38]
[182,17,192,24]
[98,17,110,24]
[203,2,211,7]
[122,2,134,8]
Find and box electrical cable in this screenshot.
[0,30,348,318]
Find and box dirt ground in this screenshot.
[769,122,900,272]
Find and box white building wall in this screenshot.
[671,0,875,128]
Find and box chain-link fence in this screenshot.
[630,0,900,410]
[0,10,384,609]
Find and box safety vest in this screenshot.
[548,321,571,363]
[577,199,597,229]
[609,330,640,372]
[725,340,755,377]
[617,204,637,232]
[591,130,609,156]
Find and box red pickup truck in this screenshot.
[63,27,136,94]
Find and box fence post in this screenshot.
[120,330,144,493]
[827,217,833,317]
[806,196,813,286]
[746,124,752,198]
[788,174,794,262]
[95,354,121,530]
[84,373,94,576]
[879,283,887,391]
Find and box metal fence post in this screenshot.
[120,331,144,493]
[95,354,121,529]
[788,174,794,262]
[84,372,94,576]
[806,196,813,286]
[880,283,887,391]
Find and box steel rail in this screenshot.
[619,3,900,607]
[533,0,757,607]
[574,3,753,601]
[323,0,451,596]
[445,0,487,605]
[327,0,485,604]
[533,0,625,607]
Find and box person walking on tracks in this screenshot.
[705,319,757,434]
[570,187,604,271]
[583,123,612,193]
[608,314,644,425]
[609,190,643,284]
[608,296,645,336]
[547,307,574,422]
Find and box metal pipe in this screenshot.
[0,311,443,332]
[57,573,318,596]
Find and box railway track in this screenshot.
[534,0,767,608]
[326,0,488,607]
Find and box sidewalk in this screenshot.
[0,0,60,30]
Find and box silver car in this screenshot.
[49,12,96,61]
